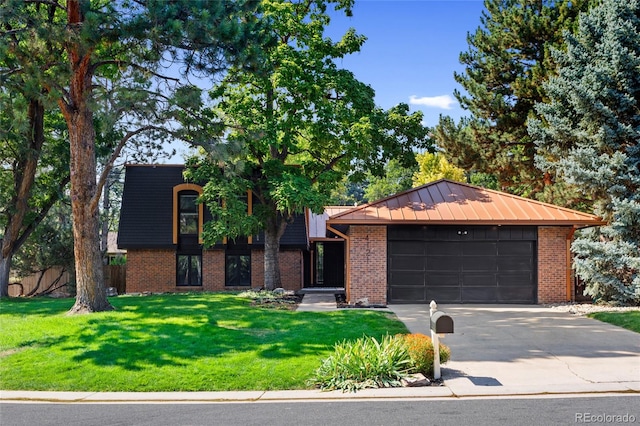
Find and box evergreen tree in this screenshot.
[529,0,640,303]
[444,0,589,202]
[1,0,259,311]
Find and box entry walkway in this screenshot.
[296,293,338,312]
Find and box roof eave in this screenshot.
[326,219,607,227]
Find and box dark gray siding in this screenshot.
[117,165,308,250]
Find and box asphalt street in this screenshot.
[2,395,639,426]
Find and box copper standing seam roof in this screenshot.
[327,179,606,227]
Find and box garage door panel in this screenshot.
[390,287,426,302]
[426,287,460,303]
[389,271,425,286]
[497,256,533,271]
[462,256,497,271]
[497,273,534,287]
[461,274,496,287]
[389,241,425,255]
[389,256,425,271]
[498,241,533,255]
[498,287,536,303]
[462,242,497,255]
[463,287,498,302]
[426,241,459,255]
[426,273,459,287]
[426,256,461,271]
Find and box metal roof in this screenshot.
[308,206,354,240]
[327,179,606,227]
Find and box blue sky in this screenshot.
[326,0,487,127]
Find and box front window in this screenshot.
[179,193,198,235]
[226,253,251,286]
[177,254,202,286]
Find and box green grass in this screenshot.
[0,293,408,392]
[587,311,640,333]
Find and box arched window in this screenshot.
[172,183,203,244]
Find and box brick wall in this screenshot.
[126,249,176,293]
[538,226,573,303]
[348,226,387,305]
[126,248,303,294]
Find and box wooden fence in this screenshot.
[8,267,70,297]
[8,264,127,297]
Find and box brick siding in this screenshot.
[538,226,573,303]
[126,249,176,293]
[126,248,302,294]
[348,225,387,305]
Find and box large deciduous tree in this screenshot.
[440,0,589,203]
[1,0,258,311]
[187,0,430,290]
[412,152,466,186]
[529,0,640,303]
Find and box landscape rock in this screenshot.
[401,373,430,387]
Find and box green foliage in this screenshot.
[529,0,640,303]
[402,333,451,377]
[310,332,452,391]
[364,159,416,202]
[469,172,499,190]
[309,335,411,392]
[12,202,74,280]
[188,0,430,287]
[442,0,590,203]
[0,293,408,391]
[413,152,466,186]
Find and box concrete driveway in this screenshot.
[388,304,640,396]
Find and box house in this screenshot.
[118,164,605,304]
[117,165,308,293]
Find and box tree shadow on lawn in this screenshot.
[0,297,76,316]
[65,295,403,371]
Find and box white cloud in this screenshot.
[409,94,457,110]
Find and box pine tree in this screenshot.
[444,0,589,202]
[529,0,640,303]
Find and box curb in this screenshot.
[2,385,638,404]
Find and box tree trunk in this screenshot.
[63,0,112,313]
[65,98,113,314]
[263,215,288,290]
[0,98,45,298]
[0,255,11,298]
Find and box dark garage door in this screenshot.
[388,226,537,304]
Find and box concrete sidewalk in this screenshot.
[2,299,639,403]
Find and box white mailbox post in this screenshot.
[429,300,454,380]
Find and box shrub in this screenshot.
[309,335,412,392]
[401,333,450,377]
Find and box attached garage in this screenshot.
[326,180,606,305]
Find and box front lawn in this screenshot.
[588,311,640,333]
[0,293,408,391]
